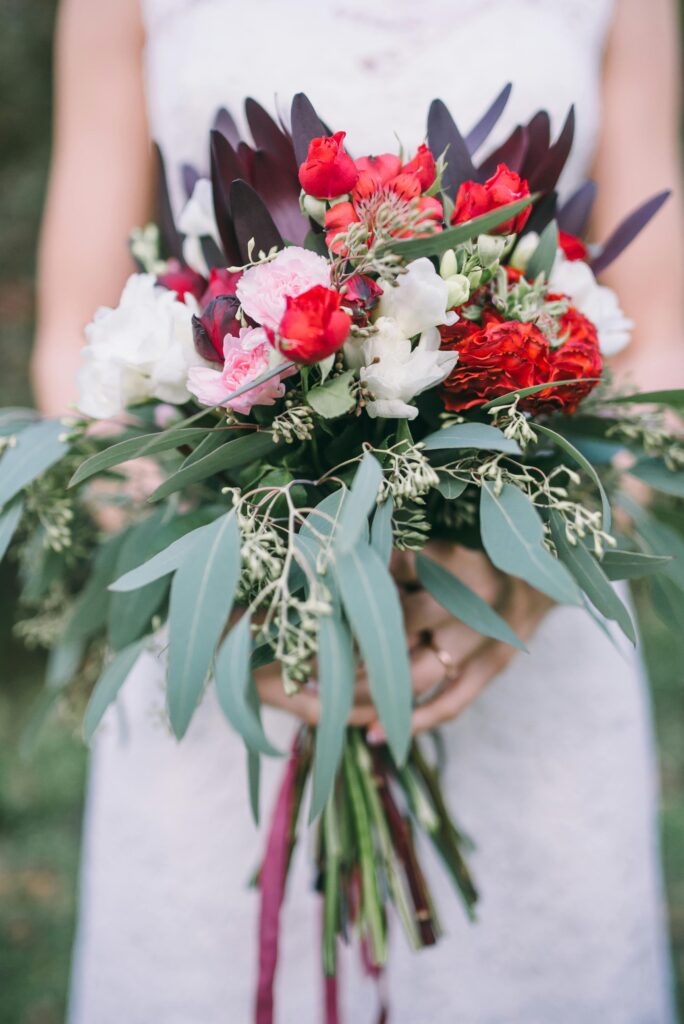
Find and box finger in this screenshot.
[409,623,494,696]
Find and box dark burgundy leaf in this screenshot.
[210,130,241,265]
[464,82,512,155]
[291,93,329,166]
[250,149,308,244]
[478,125,529,179]
[520,111,550,180]
[522,191,557,237]
[237,141,256,181]
[557,180,597,236]
[592,190,671,274]
[201,236,226,272]
[213,106,241,148]
[181,163,201,200]
[192,295,240,362]
[230,179,284,262]
[529,106,575,193]
[427,99,479,197]
[153,143,183,261]
[245,97,298,174]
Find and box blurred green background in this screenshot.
[0,3,682,1022]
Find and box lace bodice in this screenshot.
[141,0,614,214]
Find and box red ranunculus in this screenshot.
[546,305,602,413]
[439,315,551,411]
[299,132,359,199]
[157,262,207,302]
[451,163,531,235]
[268,285,351,364]
[401,144,437,191]
[201,267,243,305]
[192,295,241,363]
[342,273,383,318]
[558,230,588,262]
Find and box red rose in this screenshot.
[299,132,359,199]
[558,230,588,262]
[268,285,351,364]
[546,305,602,413]
[192,295,241,363]
[401,144,437,191]
[200,267,243,305]
[451,163,531,235]
[439,315,551,411]
[157,261,206,302]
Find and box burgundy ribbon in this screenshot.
[255,747,299,1024]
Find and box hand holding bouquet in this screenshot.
[2,89,682,1023]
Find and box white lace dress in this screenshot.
[68,2,676,1021]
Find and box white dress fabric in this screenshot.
[69,2,676,1022]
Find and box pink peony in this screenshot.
[235,247,330,331]
[186,327,291,415]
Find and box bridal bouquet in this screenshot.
[2,89,682,1022]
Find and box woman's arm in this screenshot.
[32,0,154,416]
[592,0,683,390]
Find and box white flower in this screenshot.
[77,274,206,419]
[359,317,458,420]
[235,247,330,331]
[510,232,539,271]
[550,254,633,356]
[376,258,458,339]
[177,178,222,276]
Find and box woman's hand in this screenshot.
[254,662,377,728]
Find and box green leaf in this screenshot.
[628,458,684,498]
[309,615,355,821]
[300,488,347,545]
[83,639,146,742]
[600,548,672,581]
[548,512,635,643]
[46,639,84,689]
[180,430,228,467]
[601,389,684,408]
[108,511,171,650]
[436,474,468,499]
[482,378,600,410]
[167,511,241,738]
[69,427,215,487]
[370,497,394,566]
[334,543,412,764]
[63,531,129,642]
[245,683,263,824]
[214,613,281,756]
[0,407,38,436]
[525,219,558,280]
[307,370,356,419]
[415,553,527,650]
[422,422,520,454]
[534,423,612,532]
[480,483,580,605]
[335,452,383,553]
[149,431,276,502]
[0,498,23,564]
[382,195,535,260]
[109,513,219,592]
[634,514,684,593]
[0,419,69,507]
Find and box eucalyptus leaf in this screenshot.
[108,511,171,650]
[46,639,84,690]
[300,488,347,545]
[246,682,262,824]
[628,458,684,498]
[180,430,228,467]
[63,531,130,642]
[535,423,611,532]
[422,423,520,454]
[482,378,600,410]
[0,419,69,507]
[549,512,635,643]
[335,452,383,554]
[370,497,394,566]
[416,553,526,650]
[214,613,281,756]
[307,370,356,419]
[309,614,355,821]
[436,475,468,499]
[635,514,684,594]
[601,388,684,409]
[69,427,215,487]
[0,498,23,564]
[167,511,241,737]
[601,548,672,581]
[150,431,276,502]
[526,219,558,280]
[334,543,412,764]
[109,513,219,592]
[83,638,146,742]
[480,483,580,605]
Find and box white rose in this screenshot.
[359,317,458,420]
[77,274,206,419]
[550,254,633,356]
[177,178,222,276]
[376,258,458,339]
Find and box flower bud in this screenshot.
[301,193,328,226]
[509,231,540,271]
[446,274,471,308]
[439,249,458,280]
[477,234,507,267]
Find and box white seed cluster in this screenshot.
[271,405,315,444]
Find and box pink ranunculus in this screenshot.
[235,247,330,332]
[186,326,290,416]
